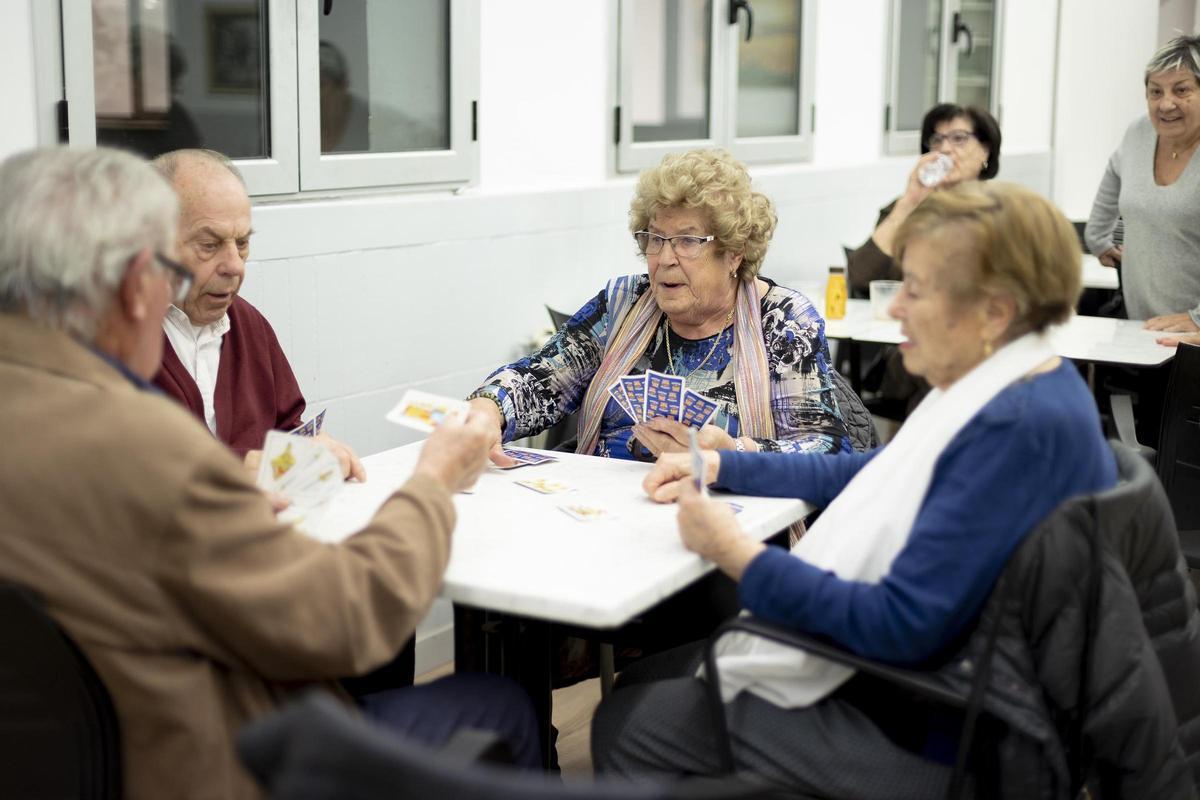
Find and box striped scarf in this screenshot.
[575,277,775,455]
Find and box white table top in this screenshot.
[301,445,811,629]
[1081,254,1120,291]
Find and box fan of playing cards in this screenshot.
[255,430,344,522]
[607,370,719,427]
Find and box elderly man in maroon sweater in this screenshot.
[152,149,362,478]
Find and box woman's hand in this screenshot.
[414,410,496,493]
[467,396,518,467]
[1155,331,1200,347]
[631,418,736,457]
[1144,312,1200,333]
[676,479,765,581]
[643,450,721,503]
[1098,246,1124,267]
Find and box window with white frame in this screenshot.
[615,0,816,173]
[884,0,1002,154]
[60,0,478,196]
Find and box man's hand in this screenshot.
[244,449,263,474]
[643,450,721,503]
[1098,245,1123,267]
[632,418,736,458]
[1144,312,1200,333]
[676,479,764,581]
[467,397,518,468]
[312,432,366,481]
[413,410,495,494]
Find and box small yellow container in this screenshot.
[825,266,847,320]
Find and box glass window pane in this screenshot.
[894,0,942,132]
[630,0,711,144]
[91,0,270,160]
[736,0,802,138]
[954,1,995,111]
[317,0,450,155]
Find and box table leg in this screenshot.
[453,604,557,770]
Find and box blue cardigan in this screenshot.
[715,361,1117,665]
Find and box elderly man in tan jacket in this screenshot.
[0,147,536,799]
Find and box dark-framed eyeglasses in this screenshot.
[155,252,193,305]
[926,130,977,150]
[633,231,716,259]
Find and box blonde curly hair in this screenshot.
[629,149,777,281]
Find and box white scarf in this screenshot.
[710,332,1056,708]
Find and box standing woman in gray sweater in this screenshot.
[1085,34,1200,343]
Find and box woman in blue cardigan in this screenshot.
[591,181,1117,798]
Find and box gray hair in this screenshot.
[1145,34,1200,85]
[0,147,179,340]
[152,148,246,187]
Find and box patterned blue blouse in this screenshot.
[472,275,849,459]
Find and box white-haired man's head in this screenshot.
[0,147,179,340]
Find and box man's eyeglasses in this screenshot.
[926,130,977,150]
[633,231,716,259]
[155,252,193,305]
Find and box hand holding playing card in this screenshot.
[675,478,764,580]
[466,397,520,468]
[633,418,736,457]
[643,450,721,503]
[413,410,495,494]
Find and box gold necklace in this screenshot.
[663,309,734,380]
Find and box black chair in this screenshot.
[1111,342,1200,568]
[0,581,121,799]
[828,368,878,452]
[1155,341,1200,568]
[237,690,776,800]
[701,441,1196,799]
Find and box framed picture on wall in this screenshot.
[206,6,262,94]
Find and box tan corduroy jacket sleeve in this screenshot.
[156,450,454,681]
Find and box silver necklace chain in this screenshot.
[663,309,734,381]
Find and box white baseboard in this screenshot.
[414,622,454,677]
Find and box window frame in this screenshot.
[59,0,478,197]
[295,0,479,191]
[615,0,816,174]
[884,0,1004,155]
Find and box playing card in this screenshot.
[619,375,648,423]
[644,370,684,421]
[312,408,326,435]
[289,408,327,438]
[559,502,615,522]
[256,431,343,509]
[724,502,744,514]
[688,427,706,496]
[606,378,636,421]
[499,447,557,468]
[515,477,574,495]
[680,389,719,429]
[385,390,469,433]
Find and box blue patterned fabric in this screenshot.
[473,275,849,459]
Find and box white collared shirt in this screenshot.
[163,306,231,435]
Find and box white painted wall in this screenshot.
[0,0,40,162]
[1052,0,1159,220]
[1159,0,1197,43]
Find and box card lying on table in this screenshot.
[496,447,557,469]
[386,390,469,433]
[515,477,574,495]
[559,502,615,522]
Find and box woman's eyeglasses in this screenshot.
[926,130,977,150]
[633,231,716,259]
[155,252,193,304]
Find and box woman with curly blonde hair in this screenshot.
[469,149,848,460]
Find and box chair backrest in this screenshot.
[829,368,879,452]
[1156,342,1200,533]
[546,305,572,330]
[238,691,767,800]
[0,581,121,799]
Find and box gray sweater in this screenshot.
[1085,115,1200,323]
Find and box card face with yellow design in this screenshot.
[385,390,469,433]
[256,431,343,514]
[558,502,615,522]
[514,477,574,495]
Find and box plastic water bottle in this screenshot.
[918,153,954,188]
[825,266,847,320]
